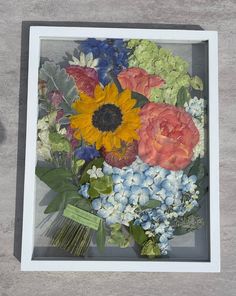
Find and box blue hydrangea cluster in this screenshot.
[89,157,199,254]
[134,208,174,255]
[79,38,130,85]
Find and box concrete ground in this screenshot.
[0,0,236,295]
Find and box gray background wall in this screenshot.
[0,0,235,295]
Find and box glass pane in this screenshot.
[33,37,210,262]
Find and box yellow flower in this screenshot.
[70,83,140,151]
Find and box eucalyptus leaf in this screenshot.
[39,61,78,106]
[96,221,106,253]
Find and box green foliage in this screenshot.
[108,224,130,248]
[141,239,161,258]
[39,61,78,111]
[129,223,148,246]
[96,221,106,253]
[132,91,149,108]
[63,204,101,230]
[89,175,113,199]
[191,76,203,91]
[79,158,104,185]
[36,166,77,192]
[49,132,71,153]
[128,40,194,105]
[73,198,92,212]
[173,213,204,235]
[141,199,161,210]
[72,159,85,175]
[189,157,205,181]
[44,191,81,214]
[176,86,190,107]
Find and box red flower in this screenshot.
[118,67,164,99]
[138,103,199,171]
[66,66,99,97]
[101,141,138,168]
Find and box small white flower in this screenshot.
[69,52,99,68]
[56,123,67,136]
[87,165,104,179]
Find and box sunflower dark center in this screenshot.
[92,104,123,132]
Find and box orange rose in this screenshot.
[138,103,199,170]
[117,67,164,99]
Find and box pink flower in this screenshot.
[56,109,64,122]
[138,103,199,171]
[118,67,165,99]
[48,91,63,108]
[66,66,99,97]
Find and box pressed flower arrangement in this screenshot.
[35,37,209,259]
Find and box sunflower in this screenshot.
[70,83,140,151]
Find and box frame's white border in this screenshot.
[21,26,220,272]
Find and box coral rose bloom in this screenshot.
[66,65,99,97]
[118,67,165,99]
[138,103,199,170]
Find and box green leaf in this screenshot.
[44,191,81,214]
[176,86,189,107]
[108,224,130,248]
[141,200,161,210]
[189,157,205,181]
[90,175,113,196]
[129,223,148,246]
[141,239,161,258]
[49,132,71,153]
[73,198,92,212]
[96,221,106,253]
[63,204,101,230]
[87,186,99,199]
[36,166,77,192]
[191,76,203,91]
[39,61,78,106]
[79,158,104,185]
[35,166,52,179]
[132,91,149,108]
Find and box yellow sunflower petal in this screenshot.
[118,89,137,111]
[70,114,92,129]
[72,100,97,114]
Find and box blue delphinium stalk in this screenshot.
[78,38,130,85]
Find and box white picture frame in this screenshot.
[21,26,220,272]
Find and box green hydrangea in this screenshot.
[127,40,203,105]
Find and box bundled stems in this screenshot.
[46,215,92,256]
